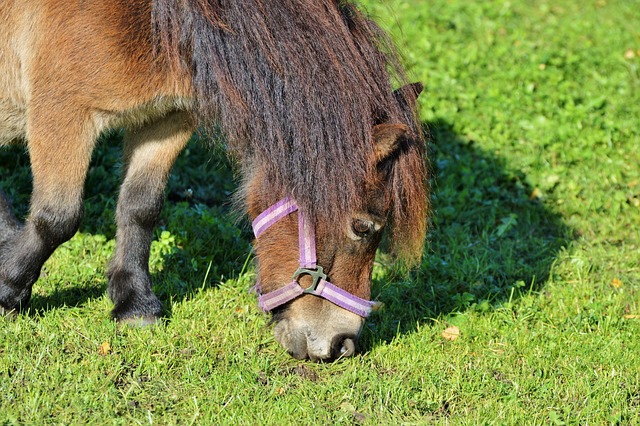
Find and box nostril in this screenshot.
[340,338,356,357]
[331,334,357,359]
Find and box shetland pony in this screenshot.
[0,0,428,360]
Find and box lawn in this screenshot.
[1,0,639,424]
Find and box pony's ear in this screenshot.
[374,83,423,161]
[373,123,409,162]
[393,82,423,110]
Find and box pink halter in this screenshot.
[251,197,377,317]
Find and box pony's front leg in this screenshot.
[0,189,22,314]
[108,112,193,324]
[0,112,94,314]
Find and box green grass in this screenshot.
[2,0,640,423]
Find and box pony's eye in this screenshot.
[352,219,373,237]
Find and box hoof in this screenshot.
[117,315,159,327]
[110,291,163,325]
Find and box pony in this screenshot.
[0,0,429,360]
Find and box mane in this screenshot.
[151,0,428,261]
[383,124,430,264]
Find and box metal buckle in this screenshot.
[292,266,327,295]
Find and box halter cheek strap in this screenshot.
[251,197,377,318]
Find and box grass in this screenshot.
[1,0,640,423]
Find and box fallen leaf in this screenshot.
[624,315,639,319]
[99,341,111,356]
[529,187,541,200]
[371,301,384,312]
[611,278,623,289]
[442,325,460,341]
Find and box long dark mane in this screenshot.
[151,0,428,261]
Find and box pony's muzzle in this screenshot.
[272,298,364,361]
[285,333,358,361]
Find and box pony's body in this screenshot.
[0,0,428,360]
[0,0,186,143]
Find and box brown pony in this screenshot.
[0,0,428,360]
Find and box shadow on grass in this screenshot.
[2,120,573,347]
[360,119,574,349]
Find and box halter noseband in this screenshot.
[251,197,377,318]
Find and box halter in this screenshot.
[251,197,377,318]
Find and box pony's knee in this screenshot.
[30,204,83,247]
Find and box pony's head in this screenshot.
[247,84,427,360]
[152,0,429,359]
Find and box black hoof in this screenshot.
[108,268,163,323]
[111,293,163,324]
[0,284,32,316]
[117,315,160,327]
